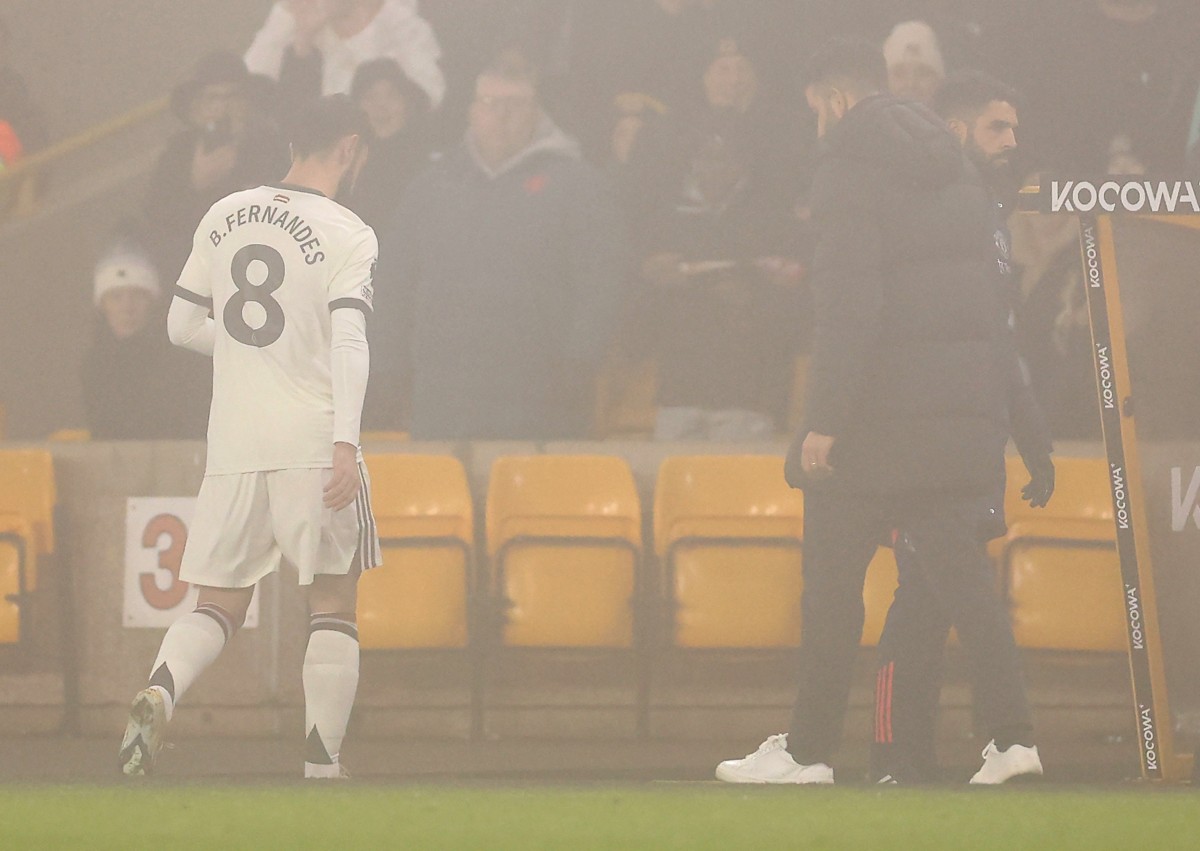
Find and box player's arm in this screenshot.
[168,226,217,357]
[167,294,215,356]
[323,229,377,511]
[323,308,369,510]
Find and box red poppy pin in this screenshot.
[524,174,548,195]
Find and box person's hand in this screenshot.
[324,442,361,510]
[286,0,329,55]
[800,431,835,481]
[1021,452,1055,509]
[641,253,687,288]
[191,141,238,191]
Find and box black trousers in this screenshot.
[787,487,1032,768]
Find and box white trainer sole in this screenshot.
[118,689,167,777]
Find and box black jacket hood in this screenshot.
[825,94,964,188]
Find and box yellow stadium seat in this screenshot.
[360,431,410,443]
[486,456,643,649]
[654,456,804,648]
[595,358,658,438]
[1001,455,1125,651]
[0,450,56,644]
[356,454,474,650]
[861,547,899,647]
[787,355,810,432]
[46,429,90,442]
[0,534,24,644]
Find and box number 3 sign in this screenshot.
[123,498,258,628]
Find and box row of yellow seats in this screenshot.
[0,450,57,644]
[356,454,1127,654]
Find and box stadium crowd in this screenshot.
[11,0,1197,442]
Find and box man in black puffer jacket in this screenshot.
[715,40,1039,786]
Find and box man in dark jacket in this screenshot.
[372,51,629,439]
[715,39,1039,786]
[869,70,1055,785]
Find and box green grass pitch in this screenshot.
[2,785,1198,849]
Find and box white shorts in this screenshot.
[179,462,382,589]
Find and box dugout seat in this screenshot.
[1001,455,1125,651]
[653,456,900,649]
[356,454,474,650]
[595,358,658,438]
[0,449,57,644]
[46,429,90,442]
[485,455,648,734]
[654,456,804,648]
[486,456,644,649]
[860,547,900,647]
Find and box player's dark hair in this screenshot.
[288,94,369,159]
[803,37,887,97]
[934,70,1020,123]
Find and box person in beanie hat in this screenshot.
[80,243,210,440]
[883,20,946,104]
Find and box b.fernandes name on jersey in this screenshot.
[210,205,326,265]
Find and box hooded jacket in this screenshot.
[787,94,1012,496]
[374,116,630,439]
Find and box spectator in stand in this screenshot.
[371,51,629,439]
[245,0,445,120]
[347,58,432,229]
[986,0,1200,173]
[0,14,47,159]
[637,133,806,441]
[883,20,946,105]
[82,244,210,440]
[622,33,807,234]
[143,52,288,282]
[569,0,719,158]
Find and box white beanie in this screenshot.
[883,20,946,78]
[93,248,161,305]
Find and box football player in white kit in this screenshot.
[119,95,381,780]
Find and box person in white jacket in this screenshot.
[246,0,445,111]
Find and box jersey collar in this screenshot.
[269,182,327,198]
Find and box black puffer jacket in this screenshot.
[787,94,1011,496]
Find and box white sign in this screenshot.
[123,498,259,628]
[1171,467,1200,533]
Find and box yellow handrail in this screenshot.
[0,96,168,185]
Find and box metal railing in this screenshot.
[0,96,168,221]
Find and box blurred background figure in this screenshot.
[81,242,210,440]
[883,20,946,104]
[635,133,806,442]
[568,0,718,158]
[347,58,432,229]
[245,0,445,120]
[622,33,806,234]
[143,51,288,282]
[370,50,629,439]
[987,0,1200,174]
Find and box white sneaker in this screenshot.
[118,688,168,777]
[969,740,1043,785]
[305,762,351,780]
[715,734,834,784]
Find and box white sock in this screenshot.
[303,616,360,769]
[147,605,235,722]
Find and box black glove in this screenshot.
[1020,453,1055,509]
